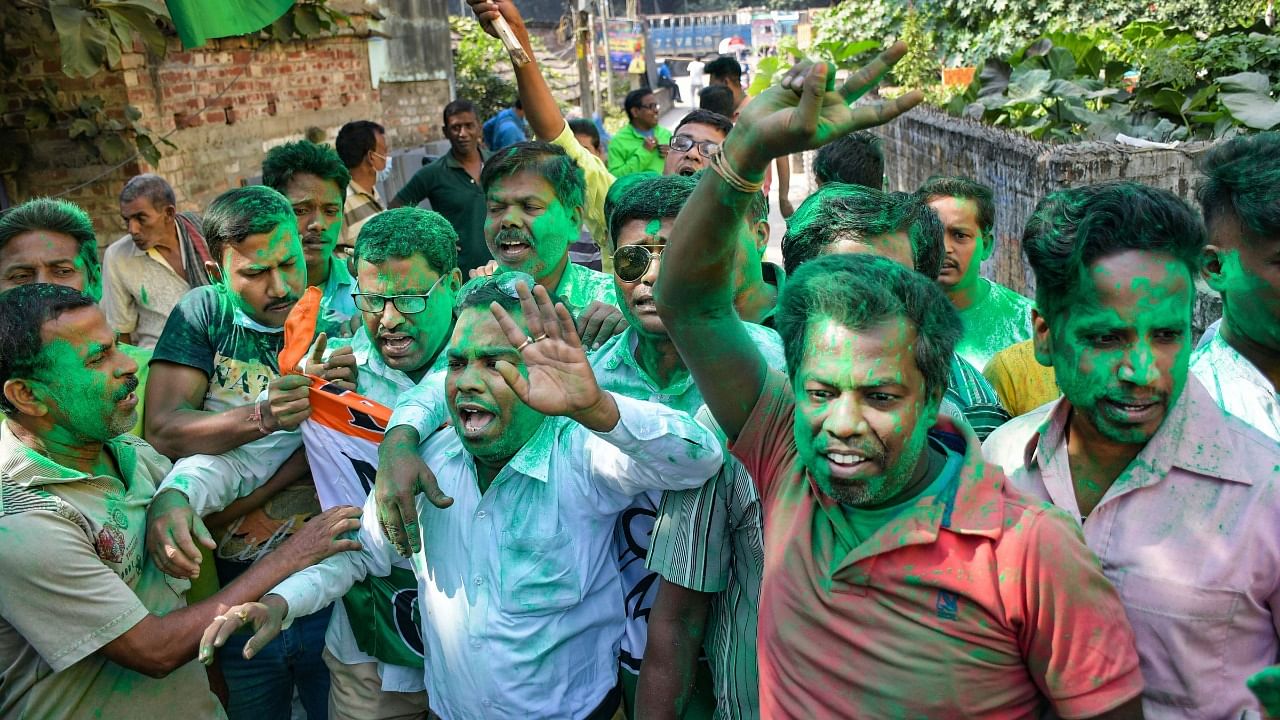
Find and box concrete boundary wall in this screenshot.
[864,107,1221,332]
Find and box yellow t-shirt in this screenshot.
[982,339,1060,418]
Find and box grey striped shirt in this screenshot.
[647,434,764,720]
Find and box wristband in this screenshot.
[249,398,273,435]
[710,150,765,195]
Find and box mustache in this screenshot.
[495,228,534,245]
[114,375,139,401]
[302,231,325,244]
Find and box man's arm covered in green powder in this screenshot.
[654,51,922,441]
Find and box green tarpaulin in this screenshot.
[165,0,295,48]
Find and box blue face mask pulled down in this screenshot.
[377,154,394,184]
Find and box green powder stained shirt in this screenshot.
[0,425,225,719]
[607,124,673,178]
[954,278,1035,371]
[498,261,618,320]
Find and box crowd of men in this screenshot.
[1,1,1279,718]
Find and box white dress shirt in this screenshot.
[271,392,723,719]
[158,327,440,692]
[1190,326,1280,442]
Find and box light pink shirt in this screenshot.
[983,377,1280,720]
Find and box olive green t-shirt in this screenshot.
[0,423,225,719]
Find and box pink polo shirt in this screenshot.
[733,370,1144,719]
[983,376,1280,720]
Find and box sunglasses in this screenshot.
[453,270,538,312]
[352,275,446,315]
[669,135,720,157]
[613,244,664,283]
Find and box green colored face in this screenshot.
[284,172,344,282]
[220,221,307,328]
[792,315,937,507]
[1207,214,1280,352]
[1040,250,1193,445]
[484,171,579,282]
[356,256,458,377]
[445,307,545,463]
[29,306,139,441]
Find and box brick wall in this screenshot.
[2,24,449,250]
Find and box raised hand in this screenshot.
[730,46,924,175]
[489,282,620,431]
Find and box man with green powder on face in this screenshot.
[145,185,356,719]
[0,283,360,720]
[373,172,786,718]
[262,139,358,335]
[921,176,1035,370]
[781,183,1011,440]
[1191,132,1280,442]
[983,180,1280,719]
[653,53,1145,718]
[194,275,724,720]
[147,207,462,719]
[0,197,154,437]
[478,140,625,345]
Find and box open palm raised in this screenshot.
[488,282,618,428]
[729,44,925,174]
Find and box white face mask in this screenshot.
[376,153,394,183]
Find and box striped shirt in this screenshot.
[647,407,764,720]
[341,179,383,251]
[944,352,1010,441]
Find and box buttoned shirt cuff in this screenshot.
[158,466,215,516]
[594,392,718,456]
[269,574,332,631]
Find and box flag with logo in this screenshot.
[279,288,425,668]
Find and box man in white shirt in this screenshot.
[1190,132,1280,441]
[197,275,723,719]
[147,208,464,719]
[687,57,706,102]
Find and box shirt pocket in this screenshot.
[1117,570,1242,709]
[498,530,583,616]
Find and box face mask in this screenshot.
[377,154,394,184]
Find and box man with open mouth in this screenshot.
[984,180,1280,719]
[263,139,358,336]
[147,207,464,719]
[199,275,723,720]
[653,55,1145,719]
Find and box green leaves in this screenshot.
[1217,72,1280,130]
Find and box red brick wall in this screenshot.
[2,27,448,250]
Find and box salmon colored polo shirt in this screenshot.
[732,371,1144,719]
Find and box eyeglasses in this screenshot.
[353,275,446,315]
[613,244,664,283]
[454,270,538,312]
[641,102,660,111]
[669,135,720,157]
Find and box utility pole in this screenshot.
[575,0,595,118]
[601,0,614,111]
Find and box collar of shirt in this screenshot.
[1194,328,1277,396]
[347,178,383,208]
[438,412,558,484]
[0,421,139,489]
[443,148,492,171]
[594,327,696,401]
[817,415,1006,571]
[1024,377,1248,515]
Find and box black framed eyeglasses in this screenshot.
[613,244,664,283]
[353,275,446,315]
[669,135,720,157]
